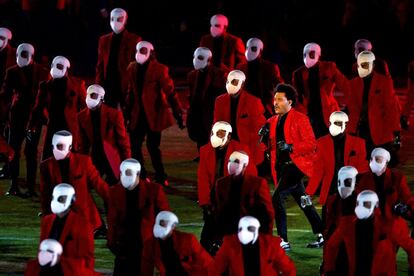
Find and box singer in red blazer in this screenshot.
[40,153,109,230]
[213,90,266,165]
[209,234,296,276]
[77,104,131,178]
[197,139,257,207]
[267,109,316,188]
[141,230,212,276]
[40,210,94,269]
[306,134,368,205]
[347,71,401,145]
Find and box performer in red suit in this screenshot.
[0,27,15,89]
[324,190,414,276]
[400,60,414,129]
[125,41,184,185]
[198,121,256,253]
[260,83,322,250]
[214,70,266,165]
[0,43,49,197]
[96,8,141,108]
[350,39,391,79]
[292,42,350,138]
[199,14,245,70]
[78,84,131,185]
[141,211,212,276]
[28,56,86,160]
[237,37,284,118]
[347,51,401,159]
[187,47,227,150]
[306,111,367,205]
[40,130,109,231]
[214,151,274,244]
[25,239,100,276]
[209,216,296,276]
[107,158,170,276]
[40,184,95,268]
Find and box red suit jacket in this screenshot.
[25,257,100,276]
[267,109,316,188]
[214,90,266,164]
[306,134,368,205]
[0,44,16,88]
[77,104,131,177]
[0,63,49,122]
[96,30,141,94]
[347,72,401,145]
[403,60,414,117]
[40,153,109,230]
[197,140,257,206]
[187,64,227,143]
[199,33,245,70]
[324,213,414,275]
[356,169,414,219]
[214,174,274,234]
[125,60,182,132]
[209,234,296,276]
[0,135,13,160]
[28,76,86,150]
[237,58,284,117]
[141,230,212,276]
[292,61,349,126]
[40,211,94,269]
[107,180,170,255]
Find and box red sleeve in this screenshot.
[271,237,296,276]
[85,156,109,202]
[258,178,275,234]
[40,162,53,214]
[390,218,414,270]
[324,221,346,272]
[397,173,414,206]
[383,77,401,132]
[140,239,155,276]
[155,185,170,212]
[306,142,324,196]
[76,112,89,155]
[292,113,316,155]
[355,139,368,173]
[95,37,104,85]
[190,234,213,272]
[78,218,95,269]
[77,80,86,111]
[234,37,246,68]
[197,147,212,206]
[28,81,47,129]
[213,97,222,123]
[332,63,351,103]
[114,110,131,160]
[208,237,231,275]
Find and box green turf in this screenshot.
[0,125,412,275]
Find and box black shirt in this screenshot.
[242,241,261,276]
[48,215,68,241]
[357,75,373,141]
[246,59,261,99]
[221,175,243,235]
[105,31,123,106]
[329,134,346,195]
[215,147,227,180]
[125,186,142,254]
[276,111,291,168]
[307,64,323,122]
[58,158,70,184]
[374,173,386,216]
[355,218,374,276]
[39,263,64,276]
[49,77,68,132]
[230,95,240,141]
[0,47,7,88]
[212,36,224,67]
[21,64,35,104]
[159,236,189,276]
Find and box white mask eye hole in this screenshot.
[159,219,168,227]
[56,143,65,151]
[57,195,67,204]
[230,79,239,86]
[247,226,256,232]
[363,201,372,209]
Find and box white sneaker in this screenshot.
[280,239,291,251]
[306,233,324,248]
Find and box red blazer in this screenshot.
[187,64,228,142]
[403,60,414,117]
[107,180,170,255]
[197,140,257,206]
[199,33,245,70]
[214,90,266,164]
[77,104,131,177]
[348,72,401,145]
[237,58,284,117]
[209,234,296,276]
[356,169,414,219]
[40,153,109,230]
[96,30,141,94]
[292,61,349,126]
[141,230,212,276]
[126,60,182,132]
[0,44,16,87]
[40,211,94,269]
[0,63,49,122]
[267,109,316,188]
[324,213,414,275]
[25,257,100,276]
[306,134,368,205]
[28,76,86,150]
[214,174,274,234]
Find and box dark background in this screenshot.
[1,0,414,83]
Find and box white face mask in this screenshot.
[110,21,125,34]
[245,38,263,62]
[226,80,243,95]
[355,205,372,219]
[338,187,353,199]
[329,124,343,136]
[238,229,255,245]
[153,211,178,240]
[304,55,318,68]
[0,39,5,49]
[153,224,172,239]
[120,160,141,190]
[369,160,386,176]
[135,41,154,65]
[135,52,149,64]
[52,134,72,161]
[357,66,372,78]
[210,135,223,148]
[120,174,138,190]
[17,54,32,68]
[50,67,66,79]
[86,97,101,109]
[51,200,68,214]
[38,251,54,266]
[193,57,207,70]
[52,148,69,160]
[210,26,224,37]
[228,162,244,176]
[50,184,75,215]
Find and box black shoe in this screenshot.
[154,175,169,187]
[307,233,324,248]
[192,156,200,162]
[94,225,107,239]
[5,187,27,198]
